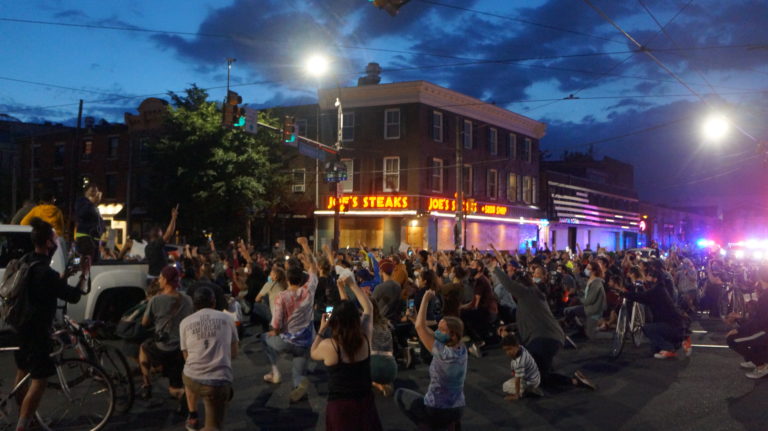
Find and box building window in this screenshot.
[517,174,523,202]
[506,173,517,202]
[384,109,400,140]
[432,111,443,142]
[342,112,354,142]
[341,159,354,193]
[489,128,498,156]
[487,169,498,199]
[296,118,308,138]
[508,133,517,160]
[105,173,117,199]
[107,137,119,159]
[81,139,93,161]
[520,138,532,163]
[431,158,443,192]
[462,120,472,149]
[532,177,538,205]
[523,175,532,204]
[462,164,473,197]
[383,157,400,192]
[54,143,65,168]
[32,145,41,169]
[53,177,64,199]
[291,169,306,193]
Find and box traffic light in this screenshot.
[370,0,411,16]
[283,115,296,144]
[223,90,245,128]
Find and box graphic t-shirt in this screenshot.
[180,308,239,383]
[271,273,318,347]
[424,340,467,409]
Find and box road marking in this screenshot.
[691,344,729,348]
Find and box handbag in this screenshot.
[116,302,151,342]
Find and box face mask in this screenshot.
[533,277,542,284]
[585,268,591,277]
[434,330,450,344]
[267,276,273,282]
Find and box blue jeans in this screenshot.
[642,322,683,352]
[262,334,309,388]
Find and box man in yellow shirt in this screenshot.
[20,191,65,236]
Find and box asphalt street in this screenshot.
[84,318,768,430]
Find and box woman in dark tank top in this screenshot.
[310,275,382,431]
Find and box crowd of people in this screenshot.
[5,186,768,430]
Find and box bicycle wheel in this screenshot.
[95,344,135,414]
[717,288,729,318]
[732,290,746,318]
[631,303,645,347]
[35,358,115,431]
[610,304,628,359]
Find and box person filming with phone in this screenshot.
[6,218,91,431]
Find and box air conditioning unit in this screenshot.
[292,184,305,193]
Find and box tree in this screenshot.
[148,86,289,242]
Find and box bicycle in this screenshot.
[58,315,135,415]
[610,296,646,359]
[718,282,747,319]
[0,328,115,431]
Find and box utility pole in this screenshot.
[454,119,464,255]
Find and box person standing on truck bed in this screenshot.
[74,183,104,263]
[19,191,65,237]
[145,205,179,279]
[11,218,91,431]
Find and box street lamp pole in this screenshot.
[332,97,343,251]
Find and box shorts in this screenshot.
[14,336,55,379]
[141,340,184,388]
[182,374,233,429]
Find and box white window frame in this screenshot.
[523,175,532,204]
[341,112,354,142]
[462,164,473,197]
[508,133,517,160]
[432,111,443,142]
[383,156,400,192]
[291,168,306,193]
[507,173,517,202]
[341,159,354,193]
[384,109,400,140]
[532,176,538,205]
[517,174,523,202]
[487,169,498,200]
[431,158,443,192]
[525,138,533,163]
[462,119,473,149]
[489,128,498,156]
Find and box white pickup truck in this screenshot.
[0,224,148,323]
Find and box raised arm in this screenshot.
[414,289,437,353]
[488,258,529,298]
[297,237,316,275]
[347,275,373,338]
[490,243,507,265]
[162,204,179,243]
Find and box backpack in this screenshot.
[0,254,40,327]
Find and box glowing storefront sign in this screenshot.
[427,197,477,213]
[326,195,410,212]
[479,204,508,216]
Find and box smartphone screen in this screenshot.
[408,299,415,309]
[73,257,81,265]
[325,305,334,313]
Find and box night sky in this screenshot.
[2,0,767,208]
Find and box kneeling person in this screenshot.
[501,334,541,400]
[181,286,239,430]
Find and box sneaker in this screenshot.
[745,365,768,379]
[653,350,677,359]
[740,361,757,370]
[682,337,692,357]
[289,378,310,403]
[185,417,201,431]
[468,343,482,359]
[573,370,597,391]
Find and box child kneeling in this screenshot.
[501,334,542,400]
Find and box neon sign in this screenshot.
[427,197,478,213]
[326,195,410,212]
[479,204,508,216]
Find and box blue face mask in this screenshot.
[267,276,273,282]
[434,330,451,344]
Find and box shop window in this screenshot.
[384,157,400,192]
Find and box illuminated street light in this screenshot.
[305,54,329,78]
[702,114,731,141]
